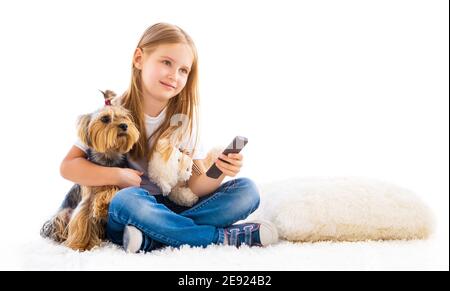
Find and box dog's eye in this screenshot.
[100,115,111,124]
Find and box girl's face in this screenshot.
[134,43,193,104]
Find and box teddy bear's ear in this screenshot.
[77,114,92,147]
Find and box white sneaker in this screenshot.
[123,225,143,253]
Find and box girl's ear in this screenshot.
[77,114,92,147]
[133,48,144,70]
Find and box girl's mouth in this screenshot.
[160,81,176,90]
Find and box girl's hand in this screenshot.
[114,168,144,189]
[214,153,244,178]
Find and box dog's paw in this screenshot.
[160,182,172,196]
[204,147,225,169]
[168,187,199,207]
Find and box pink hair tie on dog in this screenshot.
[99,89,116,106]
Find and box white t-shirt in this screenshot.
[74,106,206,194]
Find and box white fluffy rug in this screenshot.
[4,177,448,271]
[12,234,448,270]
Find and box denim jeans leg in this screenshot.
[106,187,222,252]
[180,177,261,228]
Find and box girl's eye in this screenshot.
[100,115,111,123]
[180,68,188,74]
[162,60,171,66]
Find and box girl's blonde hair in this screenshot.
[121,22,199,161]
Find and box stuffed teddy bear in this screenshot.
[148,137,223,207]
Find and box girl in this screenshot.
[61,23,278,253]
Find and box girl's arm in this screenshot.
[187,159,226,197]
[60,146,142,188]
[188,153,244,196]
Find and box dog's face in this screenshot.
[77,105,140,153]
[176,150,193,181]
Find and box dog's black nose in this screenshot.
[118,123,128,131]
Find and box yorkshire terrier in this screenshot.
[40,90,140,251]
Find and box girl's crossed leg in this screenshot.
[106,178,260,252]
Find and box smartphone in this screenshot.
[206,136,248,179]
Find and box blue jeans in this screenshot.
[106,177,260,252]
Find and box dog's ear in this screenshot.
[156,138,169,151]
[156,138,174,162]
[77,114,92,147]
[169,132,182,148]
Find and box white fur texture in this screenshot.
[148,143,226,207]
[148,145,185,195]
[169,186,199,207]
[203,147,224,167]
[253,177,434,242]
[148,140,198,206]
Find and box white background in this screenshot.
[0,0,448,269]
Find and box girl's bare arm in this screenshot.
[187,159,226,197]
[60,146,119,186]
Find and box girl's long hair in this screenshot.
[120,22,199,161]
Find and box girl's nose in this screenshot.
[167,74,176,82]
[168,69,179,81]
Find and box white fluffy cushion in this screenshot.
[253,177,434,242]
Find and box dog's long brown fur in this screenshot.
[64,186,119,250]
[41,90,140,251]
[48,208,73,242]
